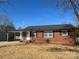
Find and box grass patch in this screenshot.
[0,44,79,59]
[46,45,79,53]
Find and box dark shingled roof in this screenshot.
[23,24,75,31]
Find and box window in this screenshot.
[49,32,53,37]
[61,31,68,36]
[15,32,20,39]
[44,31,53,38]
[22,32,26,37]
[44,32,48,38]
[30,32,36,37]
[15,32,20,36]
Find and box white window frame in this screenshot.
[49,32,53,38]
[44,32,49,38]
[61,31,68,36]
[44,31,53,38]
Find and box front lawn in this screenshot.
[0,44,79,59]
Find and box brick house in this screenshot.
[8,24,76,45]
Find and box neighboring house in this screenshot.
[0,25,15,41]
[8,24,76,45]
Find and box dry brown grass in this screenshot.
[0,43,79,59]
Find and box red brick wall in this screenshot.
[34,32,44,43]
[50,32,76,45]
[33,31,76,45]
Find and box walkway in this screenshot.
[0,41,21,46]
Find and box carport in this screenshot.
[7,30,23,41]
[7,30,31,41]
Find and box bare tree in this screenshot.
[55,0,79,25]
[0,15,15,31]
[0,0,15,30]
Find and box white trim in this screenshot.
[34,32,36,38]
[20,31,23,40]
[27,31,30,37]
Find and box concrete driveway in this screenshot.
[0,41,21,46]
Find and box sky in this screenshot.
[0,0,77,29]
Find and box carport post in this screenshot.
[7,32,9,41]
[20,31,22,41]
[14,32,16,40]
